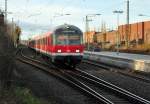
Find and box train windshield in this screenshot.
[55,34,82,45]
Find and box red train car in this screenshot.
[29,24,84,68]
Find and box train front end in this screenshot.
[52,24,84,68]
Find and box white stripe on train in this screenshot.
[34,48,83,56]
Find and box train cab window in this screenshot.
[69,35,83,45]
[56,35,68,45]
[54,26,83,45]
[55,34,82,45]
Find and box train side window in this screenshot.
[48,37,51,45]
[37,40,39,44]
[43,38,44,45]
[47,38,48,45]
[44,38,46,45]
[44,38,45,45]
[42,38,44,45]
[40,39,42,45]
[49,35,51,45]
[51,34,54,45]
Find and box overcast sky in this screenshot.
[0,0,150,40]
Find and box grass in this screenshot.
[15,87,42,104]
[0,87,49,104]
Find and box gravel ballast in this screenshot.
[78,63,150,101]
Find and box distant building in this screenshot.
[96,30,116,49]
[84,31,100,44]
[84,21,150,51]
[96,32,105,44]
[118,21,150,45]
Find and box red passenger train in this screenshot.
[28,24,84,68]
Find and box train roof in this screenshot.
[53,24,82,34]
[31,31,52,40]
[54,24,81,30]
[29,24,82,41]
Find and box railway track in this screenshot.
[62,68,150,104]
[82,60,150,83]
[17,49,150,104]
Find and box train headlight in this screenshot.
[76,50,80,53]
[57,49,61,53]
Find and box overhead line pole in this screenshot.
[85,16,89,50]
[113,10,123,54]
[5,0,7,21]
[126,0,130,48]
[85,14,101,51]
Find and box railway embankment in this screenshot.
[0,22,46,103]
[0,23,15,89]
